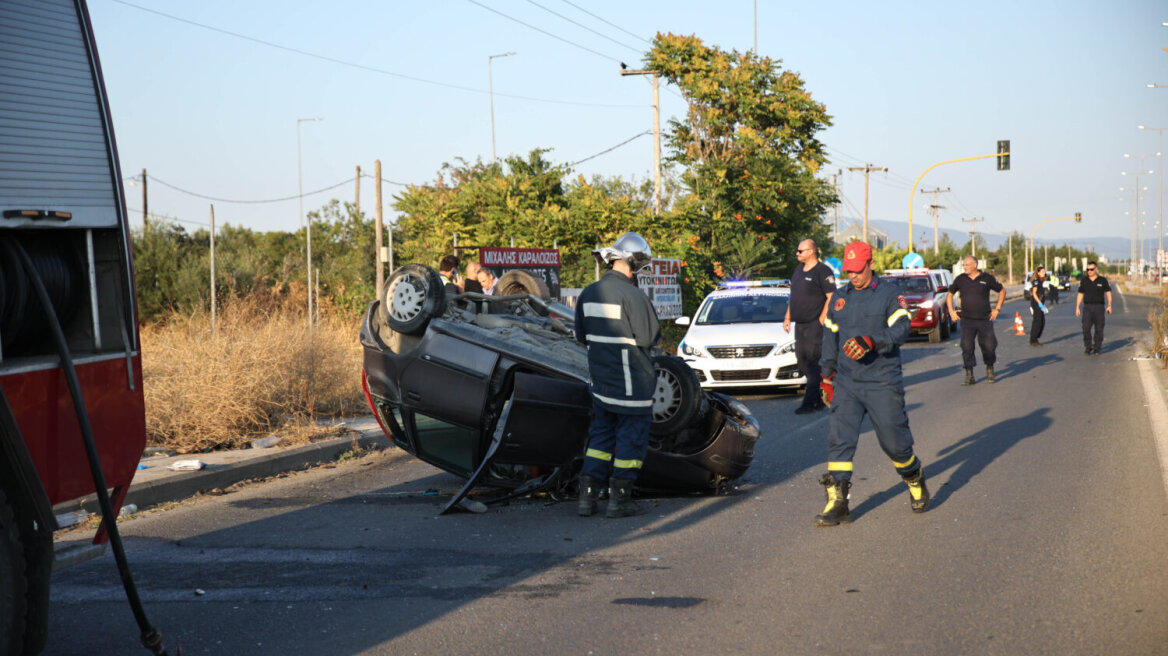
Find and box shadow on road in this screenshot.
[850,407,1052,519]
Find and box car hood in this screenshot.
[898,291,935,302]
[682,321,793,347]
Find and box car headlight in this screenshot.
[778,342,796,355]
[918,300,934,309]
[680,341,705,357]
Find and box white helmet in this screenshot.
[592,232,653,271]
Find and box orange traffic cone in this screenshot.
[1013,312,1025,336]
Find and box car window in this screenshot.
[696,294,789,324]
[886,277,931,292]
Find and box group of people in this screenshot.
[437,254,496,296]
[784,241,1119,526]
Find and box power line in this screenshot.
[556,0,653,45]
[148,174,355,204]
[111,0,641,109]
[466,0,622,64]
[571,131,651,165]
[522,0,643,54]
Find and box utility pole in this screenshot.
[209,204,216,340]
[375,159,385,302]
[920,187,950,256]
[355,165,361,216]
[1005,232,1014,284]
[848,164,887,244]
[830,170,841,244]
[620,68,662,213]
[962,217,984,256]
[141,168,148,229]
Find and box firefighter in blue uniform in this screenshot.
[816,241,929,526]
[574,233,661,518]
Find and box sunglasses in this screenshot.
[795,248,808,254]
[1086,267,1096,271]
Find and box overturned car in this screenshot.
[359,263,761,513]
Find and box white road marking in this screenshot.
[1137,358,1168,502]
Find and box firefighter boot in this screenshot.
[605,478,643,518]
[961,369,976,386]
[986,365,996,384]
[577,475,602,517]
[814,473,851,527]
[903,469,930,513]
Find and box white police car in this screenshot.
[675,280,806,390]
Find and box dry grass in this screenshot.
[1150,285,1168,367]
[141,291,366,453]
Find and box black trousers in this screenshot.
[795,321,824,408]
[1029,302,1045,343]
[1081,304,1106,350]
[959,318,998,369]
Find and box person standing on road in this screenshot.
[1027,265,1049,347]
[438,255,461,296]
[783,239,836,415]
[575,233,661,519]
[463,260,484,294]
[1075,262,1112,355]
[815,241,928,526]
[946,255,1005,385]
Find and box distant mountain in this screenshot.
[832,217,1146,263]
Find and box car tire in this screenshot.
[0,489,28,656]
[379,264,446,336]
[928,323,941,343]
[650,354,702,436]
[496,270,550,300]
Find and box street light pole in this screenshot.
[297,117,322,327]
[1138,125,1166,279]
[1124,152,1158,278]
[488,52,515,161]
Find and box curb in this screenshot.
[54,431,389,517]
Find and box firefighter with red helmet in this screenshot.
[816,241,929,526]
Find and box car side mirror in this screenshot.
[937,285,948,293]
[675,316,691,326]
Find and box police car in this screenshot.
[675,280,805,390]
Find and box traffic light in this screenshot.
[1074,212,1081,223]
[996,140,1010,171]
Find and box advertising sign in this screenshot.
[479,247,561,299]
[637,258,683,319]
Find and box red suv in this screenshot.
[880,269,955,343]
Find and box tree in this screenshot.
[644,33,836,290]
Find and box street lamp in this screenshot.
[488,52,515,161]
[1124,152,1158,278]
[1028,213,1081,276]
[297,116,322,326]
[1138,125,1166,280]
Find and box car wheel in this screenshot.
[650,354,702,436]
[0,489,28,656]
[496,270,550,300]
[379,264,446,336]
[928,323,941,343]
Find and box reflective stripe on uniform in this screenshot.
[614,458,643,470]
[827,461,853,471]
[622,349,632,395]
[583,302,622,319]
[586,334,637,345]
[887,308,910,326]
[586,448,613,461]
[824,317,840,333]
[592,391,654,408]
[892,454,916,469]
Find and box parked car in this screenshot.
[360,264,762,513]
[675,280,805,390]
[880,268,955,343]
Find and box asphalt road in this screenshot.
[44,291,1168,655]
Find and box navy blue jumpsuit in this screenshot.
[821,277,922,481]
[575,270,661,482]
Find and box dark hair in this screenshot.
[439,255,460,272]
[1087,261,1097,268]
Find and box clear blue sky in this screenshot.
[89,0,1167,251]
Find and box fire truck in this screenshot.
[1,1,165,653]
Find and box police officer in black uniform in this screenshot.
[1028,265,1049,347]
[815,241,928,526]
[946,255,1005,385]
[1075,261,1112,355]
[575,233,661,518]
[784,238,836,414]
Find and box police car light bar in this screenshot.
[716,279,790,289]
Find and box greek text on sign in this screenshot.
[637,257,683,320]
[480,247,561,267]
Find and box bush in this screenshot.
[141,291,365,453]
